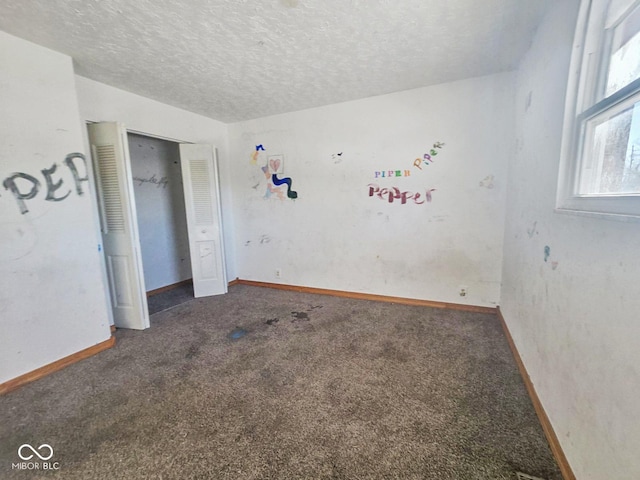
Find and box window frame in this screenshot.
[557,0,640,221]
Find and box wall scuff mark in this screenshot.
[259,235,271,244]
[479,175,495,189]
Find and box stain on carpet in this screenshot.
[265,317,280,326]
[291,311,309,322]
[185,344,200,359]
[228,327,248,340]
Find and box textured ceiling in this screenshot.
[0,0,552,123]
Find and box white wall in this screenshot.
[128,133,191,291]
[0,32,111,383]
[502,1,640,478]
[228,73,513,307]
[74,76,237,281]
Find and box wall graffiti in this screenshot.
[251,144,266,165]
[253,144,298,201]
[374,169,411,179]
[133,174,169,188]
[261,166,285,200]
[2,153,89,214]
[413,141,445,170]
[268,155,284,174]
[272,174,298,199]
[368,184,435,204]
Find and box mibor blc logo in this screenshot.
[12,443,60,471]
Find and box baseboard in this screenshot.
[496,307,575,480]
[228,277,240,287]
[0,335,116,396]
[110,325,116,333]
[235,279,497,314]
[147,279,192,297]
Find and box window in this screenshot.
[557,0,640,219]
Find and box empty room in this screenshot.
[0,0,638,479]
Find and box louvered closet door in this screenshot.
[179,144,227,297]
[88,122,149,330]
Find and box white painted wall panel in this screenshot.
[0,31,111,383]
[228,73,513,307]
[501,1,640,478]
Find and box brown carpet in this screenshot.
[0,285,561,479]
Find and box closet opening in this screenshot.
[127,132,194,314]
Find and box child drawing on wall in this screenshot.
[261,165,286,200]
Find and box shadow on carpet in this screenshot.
[147,281,194,315]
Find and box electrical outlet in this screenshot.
[459,286,468,297]
[275,269,282,279]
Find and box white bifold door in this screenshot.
[179,143,227,297]
[89,122,226,330]
[88,122,149,330]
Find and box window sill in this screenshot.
[554,206,640,223]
